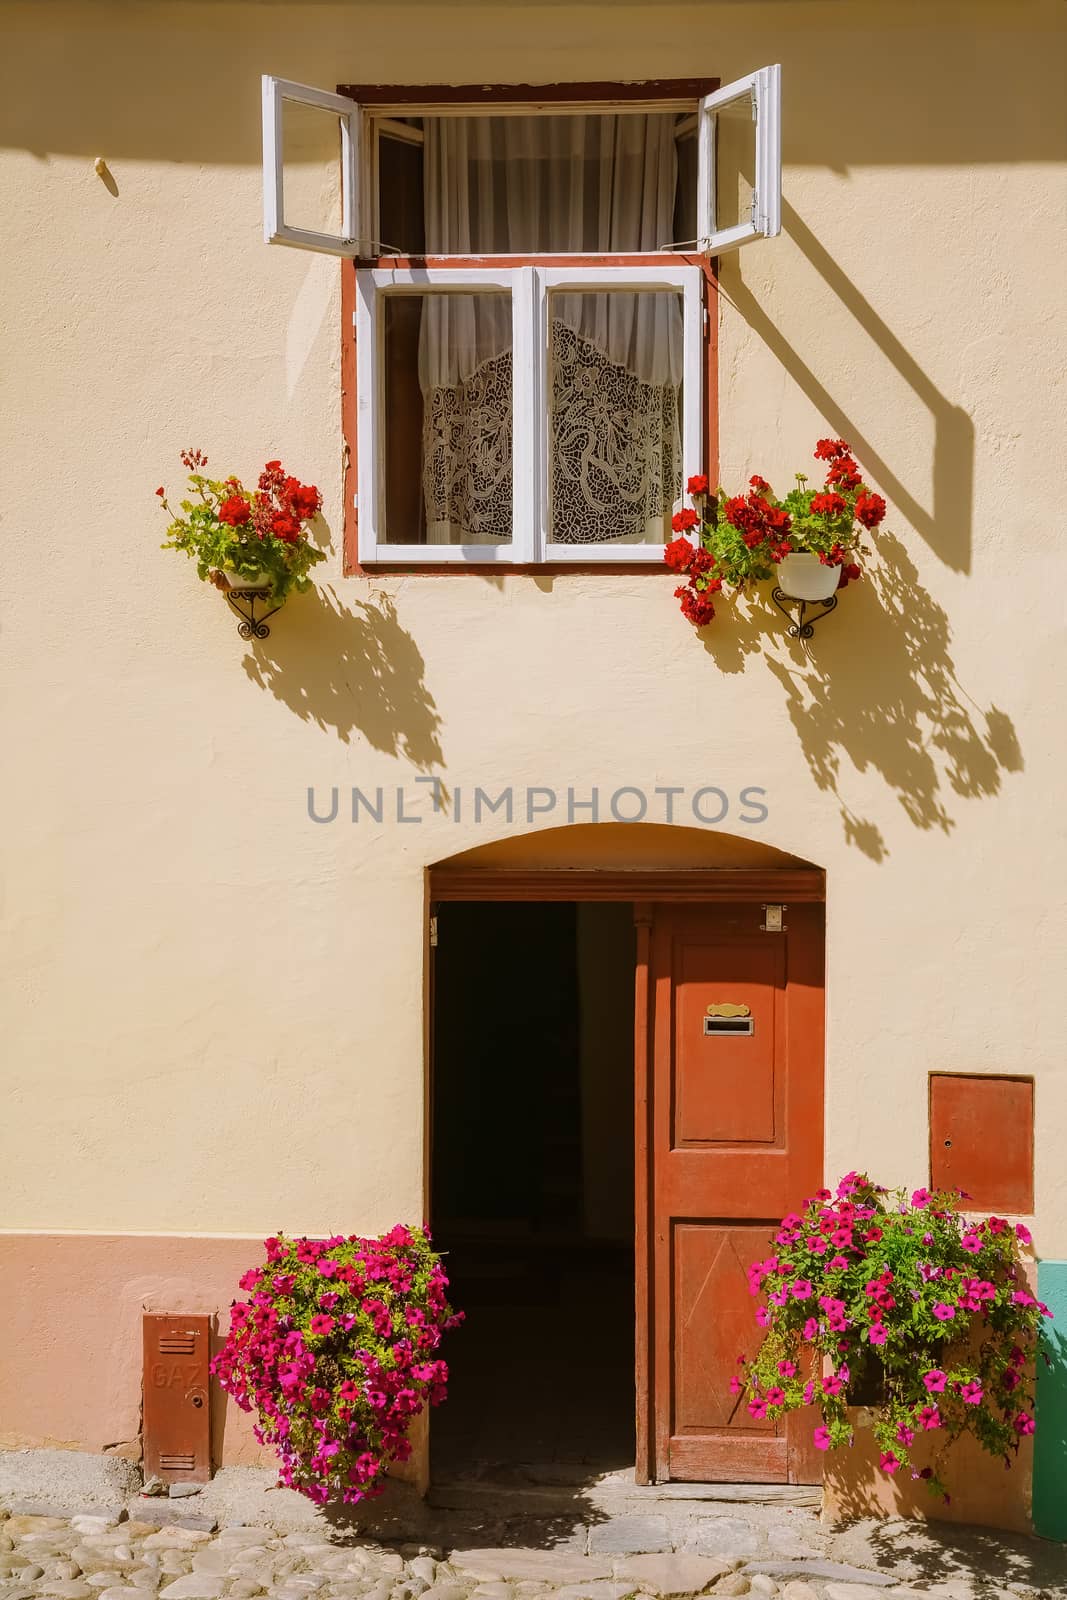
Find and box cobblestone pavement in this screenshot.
[0,1489,1064,1600]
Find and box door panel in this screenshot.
[644,901,824,1485]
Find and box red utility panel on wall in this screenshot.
[142,1314,212,1483]
[929,1074,1034,1214]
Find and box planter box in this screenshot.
[822,1408,1033,1533]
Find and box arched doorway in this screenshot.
[427,824,825,1488]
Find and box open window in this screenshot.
[261,72,782,565]
[698,66,782,253]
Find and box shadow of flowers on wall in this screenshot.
[702,532,1021,862]
[241,585,443,772]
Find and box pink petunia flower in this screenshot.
[1012,1291,1037,1308]
[879,1451,901,1474]
[958,1382,983,1405]
[756,1306,771,1327]
[813,1425,832,1451]
[765,1387,786,1405]
[932,1303,956,1321]
[917,1405,941,1430]
[869,1324,888,1345]
[1014,1411,1035,1436]
[1016,1223,1033,1246]
[896,1425,915,1447]
[911,1188,931,1208]
[923,1370,947,1392]
[829,1254,850,1270]
[778,1360,797,1378]
[790,1279,814,1300]
[309,1313,335,1336]
[728,1375,743,1394]
[748,1397,767,1419]
[803,1317,819,1340]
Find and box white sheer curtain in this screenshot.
[418,115,683,544]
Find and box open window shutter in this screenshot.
[697,64,781,255]
[262,75,362,256]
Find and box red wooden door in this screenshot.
[637,901,824,1484]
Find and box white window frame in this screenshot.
[355,263,703,565]
[697,64,782,254]
[262,69,783,261]
[539,265,703,565]
[262,76,362,255]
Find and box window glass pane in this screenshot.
[713,94,756,235]
[674,126,698,247]
[547,289,683,546]
[383,292,513,546]
[417,114,679,254]
[378,131,425,254]
[281,99,343,237]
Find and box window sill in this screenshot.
[345,561,671,577]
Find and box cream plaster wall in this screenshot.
[2,4,1066,1252]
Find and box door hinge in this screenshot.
[429,915,438,948]
[760,903,788,933]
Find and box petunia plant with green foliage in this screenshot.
[212,1225,462,1506]
[734,1173,1052,1501]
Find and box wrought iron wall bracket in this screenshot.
[224,587,284,640]
[770,587,838,640]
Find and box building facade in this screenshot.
[2,0,1066,1540]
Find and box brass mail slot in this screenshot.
[703,1015,755,1036]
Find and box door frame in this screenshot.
[426,862,826,1484]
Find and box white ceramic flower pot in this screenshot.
[776,552,841,603]
[225,569,267,591]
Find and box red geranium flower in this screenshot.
[665,537,696,574]
[288,484,322,521]
[671,507,700,533]
[675,585,715,628]
[686,474,709,495]
[219,494,252,527]
[855,491,887,529]
[689,547,717,577]
[271,511,302,543]
[749,474,772,494]
[810,492,848,519]
[813,438,851,461]
[155,486,165,497]
[826,457,862,490]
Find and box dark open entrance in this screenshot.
[430,900,636,1478]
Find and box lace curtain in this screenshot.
[418,115,683,544]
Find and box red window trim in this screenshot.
[339,81,721,577]
[338,78,718,106]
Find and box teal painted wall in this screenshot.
[1034,1260,1067,1541]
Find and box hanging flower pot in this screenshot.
[664,440,886,637]
[222,568,269,591]
[156,450,326,638]
[776,551,841,603]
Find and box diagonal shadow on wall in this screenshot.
[241,583,444,771]
[721,200,975,574]
[702,532,1022,863]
